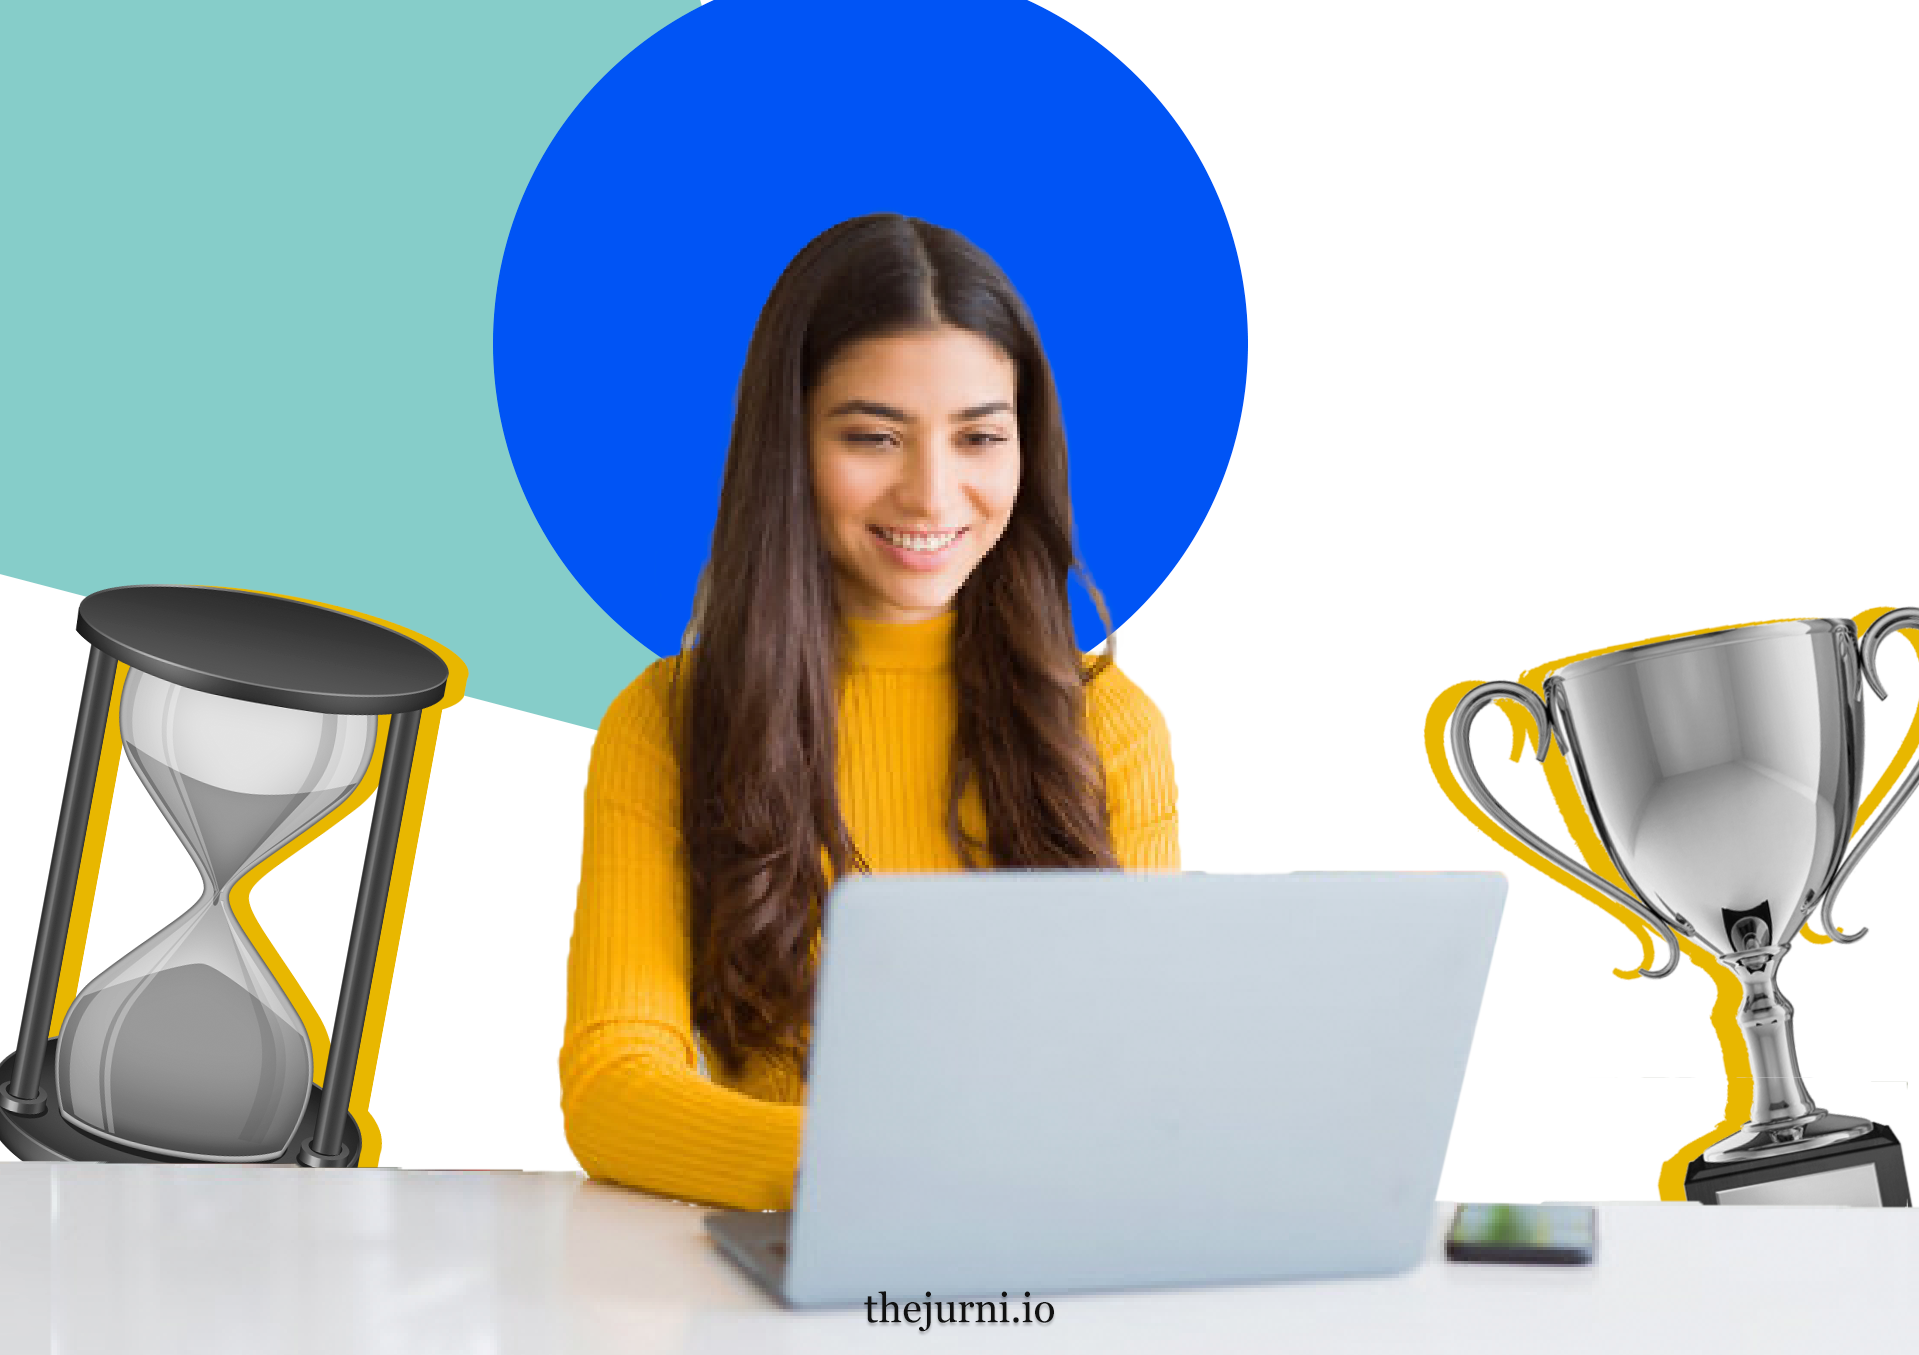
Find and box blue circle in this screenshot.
[494,0,1246,656]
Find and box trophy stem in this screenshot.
[1730,950,1819,1128]
[1707,948,1870,1163]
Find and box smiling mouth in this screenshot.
[871,526,967,553]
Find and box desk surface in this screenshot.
[3,1164,1914,1353]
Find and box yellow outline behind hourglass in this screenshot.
[1424,607,1919,1200]
[44,591,467,1169]
[45,665,129,1043]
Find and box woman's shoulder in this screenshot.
[1080,653,1172,763]
[597,654,689,753]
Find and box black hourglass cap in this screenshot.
[77,586,449,715]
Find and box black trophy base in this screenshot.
[0,1042,361,1167]
[1685,1122,1909,1206]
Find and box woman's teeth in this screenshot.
[876,528,963,552]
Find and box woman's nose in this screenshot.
[895,443,954,520]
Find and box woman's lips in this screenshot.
[870,524,968,572]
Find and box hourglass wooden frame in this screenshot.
[0,586,450,1167]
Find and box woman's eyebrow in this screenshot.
[821,398,1012,421]
[824,398,910,421]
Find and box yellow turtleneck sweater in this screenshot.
[559,612,1178,1210]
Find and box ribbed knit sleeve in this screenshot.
[559,661,804,1211]
[1086,662,1181,871]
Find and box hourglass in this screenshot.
[0,586,450,1166]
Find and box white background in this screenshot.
[5,1,1919,1198]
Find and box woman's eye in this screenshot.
[961,431,1009,449]
[841,430,897,448]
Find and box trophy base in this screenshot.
[1686,1122,1909,1206]
[1704,1110,1873,1163]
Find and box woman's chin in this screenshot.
[884,596,959,623]
[835,552,977,623]
[858,581,962,623]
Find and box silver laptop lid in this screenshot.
[785,871,1506,1305]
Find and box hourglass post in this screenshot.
[0,646,118,1116]
[299,708,421,1168]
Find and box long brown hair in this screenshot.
[680,214,1116,1074]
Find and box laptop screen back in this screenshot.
[785,871,1506,1305]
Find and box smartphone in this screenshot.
[1445,1204,1595,1265]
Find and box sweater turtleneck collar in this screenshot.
[842,610,955,673]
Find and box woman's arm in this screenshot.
[559,662,803,1211]
[1086,663,1180,870]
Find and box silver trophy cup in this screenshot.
[1448,611,1919,1202]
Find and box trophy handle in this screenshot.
[1818,606,1919,944]
[1446,680,1682,979]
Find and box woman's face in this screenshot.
[809,324,1022,624]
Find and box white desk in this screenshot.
[2,1165,1914,1353]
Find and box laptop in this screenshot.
[706,870,1506,1307]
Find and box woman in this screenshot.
[560,214,1178,1210]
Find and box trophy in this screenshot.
[1446,611,1919,1205]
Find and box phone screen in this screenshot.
[1445,1204,1595,1264]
